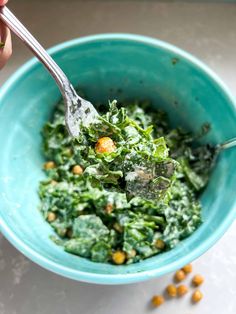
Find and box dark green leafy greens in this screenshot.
[39,100,215,264]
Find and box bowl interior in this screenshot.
[0,35,236,284]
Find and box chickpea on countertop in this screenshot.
[152,264,205,308]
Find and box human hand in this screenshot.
[0,0,12,69]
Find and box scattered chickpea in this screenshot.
[50,180,58,186]
[155,239,165,250]
[72,165,83,175]
[105,203,113,214]
[166,284,177,297]
[152,295,165,307]
[44,161,56,170]
[177,285,188,296]
[182,264,193,274]
[47,212,56,222]
[192,290,203,303]
[113,222,123,233]
[95,137,116,154]
[112,250,126,265]
[174,269,186,282]
[192,274,204,286]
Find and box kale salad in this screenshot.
[39,100,215,265]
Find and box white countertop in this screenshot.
[0,1,236,313]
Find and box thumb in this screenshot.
[0,22,12,69]
[0,1,8,6]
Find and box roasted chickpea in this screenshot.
[72,165,83,175]
[192,290,203,303]
[152,295,165,307]
[177,284,188,296]
[192,274,204,286]
[112,250,126,265]
[47,212,56,222]
[182,264,193,274]
[174,269,186,282]
[44,161,56,170]
[50,180,58,186]
[95,137,116,154]
[166,284,177,297]
[155,239,165,250]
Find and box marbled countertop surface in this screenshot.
[0,1,236,313]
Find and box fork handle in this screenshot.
[0,6,71,95]
[218,137,236,151]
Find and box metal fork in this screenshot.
[0,6,99,137]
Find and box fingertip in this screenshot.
[0,0,8,7]
[0,27,12,69]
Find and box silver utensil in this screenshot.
[216,137,236,151]
[0,6,99,137]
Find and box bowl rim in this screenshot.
[0,33,236,284]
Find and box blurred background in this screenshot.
[0,1,236,314]
[1,0,236,92]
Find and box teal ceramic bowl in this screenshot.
[0,34,235,284]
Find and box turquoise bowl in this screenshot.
[0,34,235,284]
